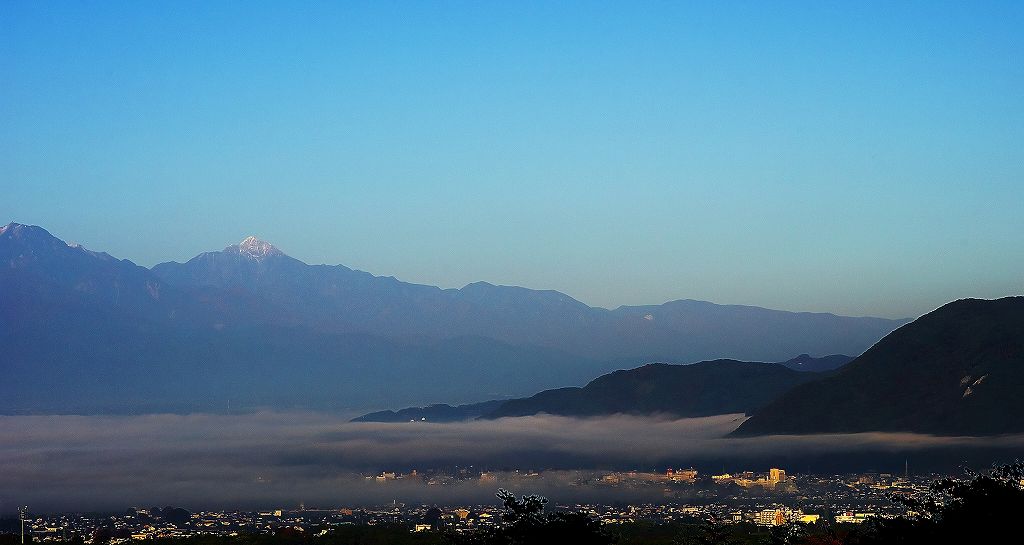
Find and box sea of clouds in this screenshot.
[2,412,1022,512]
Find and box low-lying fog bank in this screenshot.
[2,412,1021,512]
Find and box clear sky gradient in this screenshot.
[2,1,1021,318]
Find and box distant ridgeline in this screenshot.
[1,222,906,414]
[354,355,851,422]
[352,400,508,423]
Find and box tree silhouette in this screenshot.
[447,489,617,545]
[852,461,1024,544]
[673,517,738,545]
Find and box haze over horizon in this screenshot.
[3,2,1023,319]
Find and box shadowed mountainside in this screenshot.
[734,297,1024,436]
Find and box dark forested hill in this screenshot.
[734,297,1024,436]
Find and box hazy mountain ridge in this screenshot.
[150,231,908,362]
[351,400,507,423]
[734,297,1024,436]
[1,222,905,413]
[0,224,624,413]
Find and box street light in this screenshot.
[19,506,28,544]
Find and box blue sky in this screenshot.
[2,1,1021,318]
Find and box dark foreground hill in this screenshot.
[482,359,824,419]
[735,297,1024,436]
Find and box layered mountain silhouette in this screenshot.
[353,355,850,422]
[734,297,1024,436]
[481,359,823,419]
[1,222,906,413]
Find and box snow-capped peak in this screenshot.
[0,222,29,236]
[235,236,283,260]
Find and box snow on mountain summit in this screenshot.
[232,236,284,260]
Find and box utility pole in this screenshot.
[19,505,28,545]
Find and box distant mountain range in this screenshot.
[734,297,1024,436]
[0,222,906,413]
[148,233,904,363]
[353,355,849,422]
